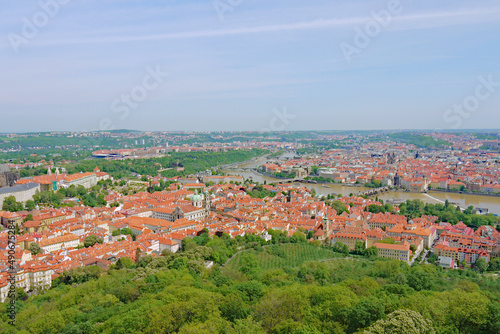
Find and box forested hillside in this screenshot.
[1,232,499,334]
[66,149,267,178]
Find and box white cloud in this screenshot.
[13,7,500,48]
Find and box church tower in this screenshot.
[204,191,211,211]
[323,213,330,237]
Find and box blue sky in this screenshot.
[1,0,500,132]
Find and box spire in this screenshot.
[323,212,330,236]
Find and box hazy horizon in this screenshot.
[2,128,500,135]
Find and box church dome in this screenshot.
[191,194,203,202]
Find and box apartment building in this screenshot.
[39,233,80,253]
[0,183,41,208]
[332,232,367,250]
[373,241,411,263]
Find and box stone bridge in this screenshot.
[356,186,391,197]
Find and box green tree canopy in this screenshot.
[84,235,104,248]
[363,309,435,334]
[29,242,41,255]
[2,195,23,212]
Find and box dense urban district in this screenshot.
[0,130,499,333]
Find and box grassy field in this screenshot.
[224,243,342,272]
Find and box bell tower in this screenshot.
[204,191,211,211]
[323,214,330,235]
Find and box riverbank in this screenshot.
[222,163,500,215]
[217,152,271,170]
[423,193,466,210]
[428,188,500,198]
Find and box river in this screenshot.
[222,156,500,215]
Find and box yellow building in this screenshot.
[34,212,67,229]
[332,232,366,250]
[434,245,459,263]
[373,241,411,263]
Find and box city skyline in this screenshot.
[2,2,500,330]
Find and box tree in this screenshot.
[330,200,348,214]
[255,287,308,332]
[393,272,407,285]
[355,241,366,255]
[384,203,394,213]
[342,244,349,256]
[25,200,36,211]
[348,298,385,333]
[55,265,102,285]
[368,204,385,214]
[488,257,500,271]
[65,186,78,198]
[407,268,432,291]
[235,281,265,302]
[2,195,23,212]
[363,247,378,258]
[230,317,265,334]
[27,310,65,334]
[23,214,33,222]
[112,227,135,240]
[443,290,489,333]
[239,253,261,279]
[84,235,103,248]
[333,242,350,256]
[220,292,251,322]
[428,253,438,264]
[137,254,153,268]
[82,192,98,207]
[363,309,435,334]
[474,258,488,273]
[115,257,135,269]
[29,242,41,255]
[483,301,500,334]
[273,320,322,334]
[77,185,87,196]
[97,194,107,206]
[290,232,306,243]
[135,247,142,264]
